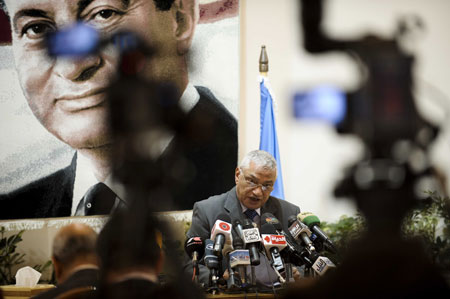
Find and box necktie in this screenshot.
[244,209,258,222]
[75,183,118,216]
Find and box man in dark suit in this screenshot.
[0,0,237,219]
[185,150,301,288]
[33,223,99,299]
[96,206,205,299]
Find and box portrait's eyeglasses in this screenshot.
[239,169,274,192]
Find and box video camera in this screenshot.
[297,0,440,228]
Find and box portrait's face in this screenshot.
[235,162,276,210]
[5,0,184,150]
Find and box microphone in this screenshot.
[210,214,233,258]
[204,239,220,289]
[233,219,245,240]
[185,236,205,265]
[261,213,310,266]
[241,219,261,266]
[298,212,338,253]
[185,237,205,282]
[312,256,336,276]
[287,215,317,257]
[228,231,251,290]
[260,223,287,283]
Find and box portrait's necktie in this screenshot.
[75,183,118,216]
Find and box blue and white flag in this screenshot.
[259,77,285,199]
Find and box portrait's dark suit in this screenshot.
[184,186,301,284]
[32,268,98,299]
[0,86,237,219]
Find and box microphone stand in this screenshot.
[192,253,200,284]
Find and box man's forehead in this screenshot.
[243,163,276,179]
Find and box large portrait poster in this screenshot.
[0,0,239,219]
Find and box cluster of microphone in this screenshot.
[184,212,337,292]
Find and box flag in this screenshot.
[259,77,285,199]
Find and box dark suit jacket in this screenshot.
[0,86,237,219]
[101,279,158,299]
[32,268,98,299]
[184,186,301,284]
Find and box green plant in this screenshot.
[0,227,26,285]
[318,192,450,273]
[401,191,450,271]
[0,227,54,285]
[320,214,366,262]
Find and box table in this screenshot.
[207,291,277,298]
[0,284,55,299]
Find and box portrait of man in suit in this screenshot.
[0,0,239,219]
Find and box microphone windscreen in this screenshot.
[288,215,298,227]
[232,233,244,249]
[260,223,277,235]
[242,218,253,229]
[184,237,205,259]
[217,213,231,223]
[233,219,242,227]
[298,212,320,227]
[261,213,280,226]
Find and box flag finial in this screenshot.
[259,45,269,74]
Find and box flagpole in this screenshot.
[258,45,285,200]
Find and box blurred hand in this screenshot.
[293,267,301,281]
[222,269,230,280]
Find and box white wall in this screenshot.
[239,0,450,222]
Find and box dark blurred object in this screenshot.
[96,207,205,299]
[45,22,145,58]
[282,0,450,297]
[293,85,347,125]
[283,233,449,299]
[0,9,11,44]
[301,0,439,231]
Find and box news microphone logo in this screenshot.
[312,256,336,276]
[242,228,261,243]
[219,222,231,231]
[263,235,286,245]
[229,250,251,268]
[187,236,203,245]
[288,221,302,239]
[206,242,213,250]
[263,216,279,225]
[211,221,232,238]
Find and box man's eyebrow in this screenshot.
[12,9,50,33]
[77,0,130,17]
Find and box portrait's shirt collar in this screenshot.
[71,153,126,215]
[72,153,98,216]
[179,83,200,113]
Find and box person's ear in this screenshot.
[235,167,241,185]
[171,0,199,55]
[52,256,62,283]
[155,250,165,275]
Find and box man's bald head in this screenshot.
[52,223,98,270]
